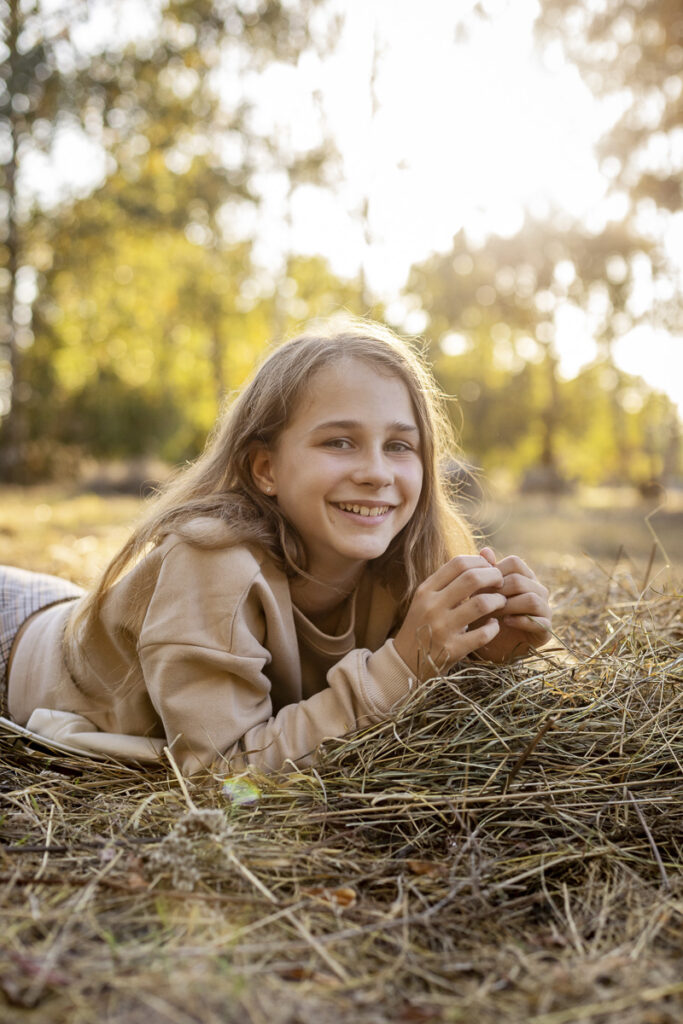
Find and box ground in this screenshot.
[0,485,681,1024]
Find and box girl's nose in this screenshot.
[350,447,393,487]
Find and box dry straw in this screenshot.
[0,566,681,1023]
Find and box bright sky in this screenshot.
[22,0,683,411]
[246,0,682,412]
[257,0,608,282]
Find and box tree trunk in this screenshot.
[601,339,630,481]
[540,341,559,471]
[0,0,26,482]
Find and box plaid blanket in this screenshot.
[1,565,84,709]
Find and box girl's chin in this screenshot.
[337,543,391,567]
[308,546,388,581]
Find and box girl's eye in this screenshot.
[321,438,418,453]
[386,440,415,453]
[323,438,353,449]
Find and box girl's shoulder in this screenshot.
[162,515,243,548]
[98,519,285,640]
[155,517,274,580]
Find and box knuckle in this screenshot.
[472,593,499,616]
[454,554,479,568]
[506,573,528,594]
[460,568,483,590]
[458,568,474,589]
[486,617,500,635]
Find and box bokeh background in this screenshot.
[1,0,681,575]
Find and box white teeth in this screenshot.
[337,503,390,517]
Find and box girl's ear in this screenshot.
[250,445,277,496]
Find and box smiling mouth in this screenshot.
[334,502,392,517]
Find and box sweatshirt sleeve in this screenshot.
[234,639,415,773]
[137,542,415,775]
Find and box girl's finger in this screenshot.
[427,554,497,592]
[441,566,504,605]
[502,614,552,637]
[495,555,536,580]
[498,576,549,600]
[410,613,502,673]
[450,590,507,629]
[500,592,550,618]
[479,546,496,565]
[456,617,501,658]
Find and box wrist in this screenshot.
[392,633,419,676]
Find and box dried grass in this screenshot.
[1,565,681,1024]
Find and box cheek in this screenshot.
[397,467,423,522]
[410,464,424,502]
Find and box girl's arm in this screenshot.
[140,629,414,776]
[137,544,548,775]
[137,540,417,775]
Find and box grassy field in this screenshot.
[1,485,681,1024]
[479,489,682,580]
[0,487,143,584]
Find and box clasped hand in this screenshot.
[393,546,551,677]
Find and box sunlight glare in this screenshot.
[274,0,608,296]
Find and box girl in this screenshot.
[2,321,551,775]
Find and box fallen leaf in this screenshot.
[221,776,261,806]
[304,886,357,908]
[278,966,339,985]
[405,859,447,878]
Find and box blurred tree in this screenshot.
[533,0,682,481]
[425,0,682,486]
[25,212,265,463]
[534,0,682,227]
[0,0,339,480]
[406,221,676,484]
[21,211,364,466]
[0,0,95,477]
[277,253,371,332]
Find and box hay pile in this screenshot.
[1,568,681,1024]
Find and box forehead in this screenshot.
[292,357,417,425]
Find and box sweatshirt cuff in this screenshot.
[363,639,417,716]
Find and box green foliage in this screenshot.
[402,0,682,486]
[2,0,679,485]
[534,0,683,221]
[0,0,338,478]
[19,204,365,463]
[406,226,680,484]
[530,0,682,354]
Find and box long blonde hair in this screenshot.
[70,318,476,636]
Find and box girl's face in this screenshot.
[252,357,424,584]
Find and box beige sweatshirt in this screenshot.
[8,518,414,774]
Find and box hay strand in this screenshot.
[1,566,681,1022]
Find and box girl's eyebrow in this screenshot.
[310,419,419,434]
